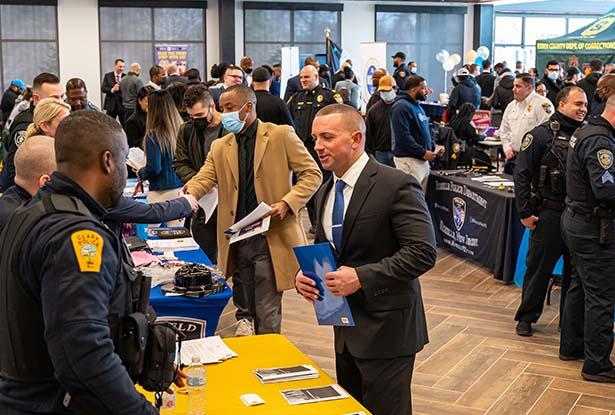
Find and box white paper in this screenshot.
[179,336,238,365]
[146,237,199,252]
[127,147,146,170]
[280,384,348,406]
[471,175,504,182]
[484,181,515,188]
[198,188,218,223]
[254,365,319,383]
[226,202,273,245]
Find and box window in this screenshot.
[99,6,205,83]
[0,4,58,91]
[244,4,342,66]
[494,13,602,70]
[376,6,466,95]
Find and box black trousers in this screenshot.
[515,208,571,323]
[190,208,218,264]
[561,208,615,374]
[106,100,125,126]
[336,346,416,415]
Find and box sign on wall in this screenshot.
[359,42,387,109]
[155,45,188,75]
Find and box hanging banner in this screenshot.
[155,45,188,75]
[281,46,300,99]
[359,42,387,109]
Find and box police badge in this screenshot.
[14,130,26,147]
[316,95,323,103]
[598,149,613,170]
[452,197,466,231]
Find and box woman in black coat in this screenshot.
[448,103,492,168]
[124,86,154,149]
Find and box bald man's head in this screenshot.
[55,111,128,207]
[14,135,56,195]
[130,63,141,74]
[300,65,319,90]
[167,63,178,76]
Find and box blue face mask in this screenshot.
[547,71,559,81]
[380,90,396,103]
[221,103,248,133]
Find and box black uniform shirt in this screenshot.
[287,85,342,143]
[514,111,583,219]
[566,116,615,213]
[0,183,29,234]
[393,63,409,89]
[255,90,295,127]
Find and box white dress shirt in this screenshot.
[322,152,370,249]
[499,91,554,153]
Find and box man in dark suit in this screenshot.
[101,58,126,125]
[163,63,189,88]
[296,104,437,415]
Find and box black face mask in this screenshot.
[193,118,209,132]
[245,68,253,74]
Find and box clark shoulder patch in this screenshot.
[521,134,534,151]
[14,130,26,147]
[333,93,344,104]
[598,149,614,170]
[542,102,553,114]
[71,230,104,273]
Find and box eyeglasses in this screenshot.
[227,75,243,80]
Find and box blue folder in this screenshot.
[293,243,355,327]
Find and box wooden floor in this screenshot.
[215,216,615,415]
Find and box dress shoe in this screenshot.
[582,369,615,383]
[515,321,533,337]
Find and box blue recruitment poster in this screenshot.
[155,45,188,75]
[293,243,355,327]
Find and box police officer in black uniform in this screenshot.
[287,64,342,228]
[392,51,409,90]
[0,111,177,413]
[0,73,62,192]
[560,74,615,383]
[513,86,588,337]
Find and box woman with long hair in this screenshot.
[25,97,70,138]
[137,89,185,226]
[124,85,154,149]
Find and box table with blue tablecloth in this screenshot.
[147,243,232,339]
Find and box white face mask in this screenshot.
[547,71,559,81]
[380,90,396,103]
[410,66,417,74]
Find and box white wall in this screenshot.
[341,1,376,78]
[57,0,101,107]
[206,0,220,75]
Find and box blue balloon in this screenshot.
[475,56,484,65]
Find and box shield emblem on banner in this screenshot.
[452,197,466,231]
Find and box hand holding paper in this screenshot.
[126,147,146,171]
[226,202,272,244]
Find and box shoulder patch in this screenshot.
[542,102,553,114]
[399,71,406,78]
[598,149,613,170]
[316,94,323,103]
[452,143,461,153]
[333,93,344,104]
[71,230,104,273]
[14,130,26,147]
[521,134,534,151]
[570,135,577,148]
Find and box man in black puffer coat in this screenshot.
[447,67,481,116]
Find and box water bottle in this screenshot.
[159,388,176,414]
[186,355,206,415]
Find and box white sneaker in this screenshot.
[235,318,255,337]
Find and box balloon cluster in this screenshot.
[436,46,490,71]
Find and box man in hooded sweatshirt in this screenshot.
[447,67,481,115]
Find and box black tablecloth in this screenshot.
[425,172,525,282]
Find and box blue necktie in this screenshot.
[332,179,346,250]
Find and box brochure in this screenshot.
[254,364,319,383]
[280,384,349,405]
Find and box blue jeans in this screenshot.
[374,151,394,167]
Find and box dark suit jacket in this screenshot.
[164,74,189,89]
[314,157,436,359]
[101,71,125,112]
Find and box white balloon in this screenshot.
[477,46,490,59]
[435,52,445,63]
[442,59,455,72]
[440,49,450,61]
[450,53,462,65]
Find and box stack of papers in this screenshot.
[470,175,503,182]
[179,336,238,365]
[198,188,218,223]
[280,384,348,405]
[254,365,319,384]
[146,237,199,252]
[484,181,515,188]
[126,147,146,171]
[225,202,272,244]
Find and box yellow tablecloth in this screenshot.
[141,334,370,414]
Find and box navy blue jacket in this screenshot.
[390,92,432,159]
[0,184,29,234]
[447,77,481,115]
[0,172,157,414]
[138,130,183,191]
[105,196,192,236]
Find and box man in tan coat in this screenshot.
[186,85,322,334]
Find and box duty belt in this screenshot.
[541,198,565,212]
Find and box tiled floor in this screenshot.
[215,213,615,415]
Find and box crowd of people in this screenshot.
[0,48,614,415]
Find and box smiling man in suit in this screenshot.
[296,103,437,415]
[101,58,126,125]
